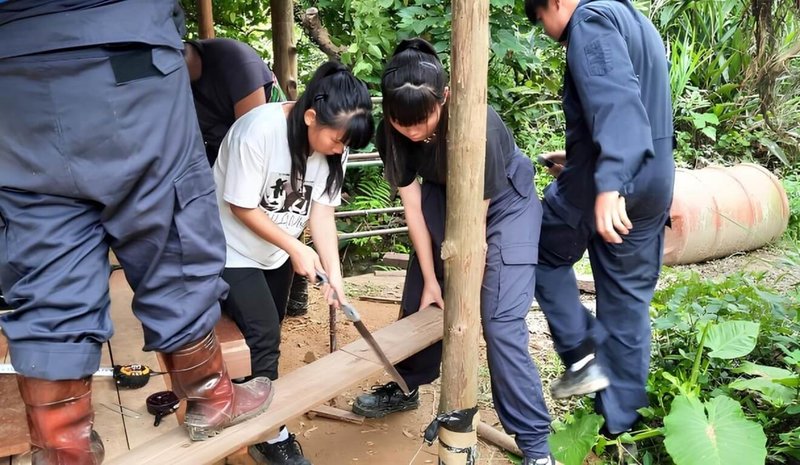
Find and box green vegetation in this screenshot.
[181,2,800,463]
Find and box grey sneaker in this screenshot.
[550,359,610,399]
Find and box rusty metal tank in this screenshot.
[663,164,790,265]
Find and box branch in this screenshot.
[301,7,346,61]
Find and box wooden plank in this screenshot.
[358,295,403,305]
[0,330,29,458]
[107,270,178,451]
[215,314,251,380]
[106,307,443,465]
[576,274,596,294]
[306,405,364,425]
[381,252,409,269]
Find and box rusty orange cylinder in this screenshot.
[663,164,790,265]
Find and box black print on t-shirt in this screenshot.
[261,173,312,217]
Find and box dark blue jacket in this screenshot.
[553,0,674,220]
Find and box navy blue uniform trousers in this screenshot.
[395,155,551,458]
[535,182,669,434]
[0,45,228,381]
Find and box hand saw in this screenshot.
[315,270,411,394]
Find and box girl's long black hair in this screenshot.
[380,38,449,188]
[287,61,374,197]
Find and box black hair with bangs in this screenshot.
[287,61,374,197]
[380,38,449,188]
[524,0,549,23]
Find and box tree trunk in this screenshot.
[271,0,298,100]
[196,0,214,39]
[439,0,490,463]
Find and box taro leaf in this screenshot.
[703,321,759,359]
[549,412,604,465]
[732,361,794,379]
[729,378,797,407]
[664,395,766,465]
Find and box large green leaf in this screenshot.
[549,413,604,465]
[703,321,759,359]
[729,378,797,407]
[663,395,767,465]
[732,361,794,379]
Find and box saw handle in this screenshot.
[315,270,361,322]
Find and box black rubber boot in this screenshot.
[352,382,419,418]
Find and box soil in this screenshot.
[278,274,514,465]
[277,246,799,465]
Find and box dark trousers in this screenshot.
[222,261,294,381]
[535,183,669,434]
[396,156,552,458]
[0,45,227,381]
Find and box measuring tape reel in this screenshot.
[113,364,155,389]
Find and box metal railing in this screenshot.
[337,151,408,240]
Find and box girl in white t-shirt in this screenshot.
[213,61,374,464]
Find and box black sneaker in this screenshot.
[550,358,610,399]
[352,381,419,418]
[524,454,556,465]
[249,433,312,465]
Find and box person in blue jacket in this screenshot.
[524,0,675,444]
[0,2,273,463]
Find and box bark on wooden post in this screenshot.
[438,0,490,463]
[271,0,298,99]
[196,0,215,39]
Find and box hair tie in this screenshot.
[314,93,327,102]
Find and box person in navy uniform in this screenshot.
[524,0,675,444]
[0,2,273,463]
[352,38,555,465]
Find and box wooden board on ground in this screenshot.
[105,307,443,465]
[576,274,595,294]
[306,405,364,425]
[107,270,179,453]
[0,332,29,458]
[381,252,409,269]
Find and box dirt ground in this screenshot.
[276,246,799,465]
[278,274,516,465]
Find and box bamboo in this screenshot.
[270,0,298,99]
[439,0,490,463]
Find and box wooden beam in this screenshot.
[271,0,297,99]
[439,0,490,462]
[196,0,215,39]
[105,307,442,465]
[306,405,364,425]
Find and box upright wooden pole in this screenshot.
[271,0,298,99]
[197,0,215,39]
[439,0,490,463]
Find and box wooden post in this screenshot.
[196,0,215,39]
[439,0,490,463]
[271,0,298,99]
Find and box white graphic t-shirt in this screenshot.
[213,102,345,269]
